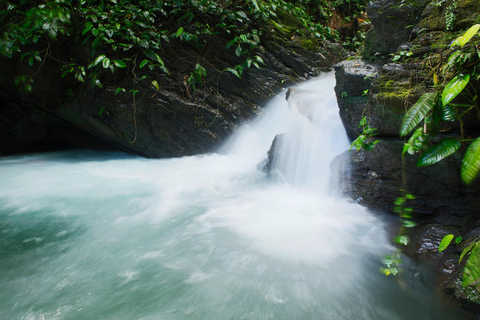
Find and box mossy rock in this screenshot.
[416,0,480,35]
[360,28,382,61]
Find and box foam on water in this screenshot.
[0,73,471,319]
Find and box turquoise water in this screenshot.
[0,74,473,319]
[0,151,471,320]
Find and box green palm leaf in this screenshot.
[442,74,470,107]
[417,138,460,167]
[400,93,436,136]
[461,137,480,184]
[451,24,480,47]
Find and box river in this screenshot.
[0,73,472,319]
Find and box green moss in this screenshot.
[300,39,317,51]
[381,80,395,88]
[376,89,413,100]
[377,78,414,98]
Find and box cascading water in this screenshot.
[0,73,472,320]
[267,74,350,194]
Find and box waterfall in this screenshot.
[221,72,349,196]
[268,73,350,194]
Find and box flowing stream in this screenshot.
[0,73,472,319]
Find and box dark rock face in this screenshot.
[0,35,346,158]
[334,59,430,140]
[334,139,480,218]
[366,0,429,55]
[334,59,380,140]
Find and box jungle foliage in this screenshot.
[398,24,480,289]
[0,0,368,93]
[400,24,480,184]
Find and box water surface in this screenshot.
[0,73,472,319]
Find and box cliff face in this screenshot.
[333,0,480,309]
[0,15,346,158]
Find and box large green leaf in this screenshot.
[442,74,470,107]
[417,138,461,167]
[451,24,480,47]
[400,93,436,136]
[438,103,456,121]
[462,241,480,286]
[461,137,480,184]
[439,234,454,252]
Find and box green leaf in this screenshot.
[83,22,94,35]
[400,93,436,136]
[139,39,149,48]
[226,39,236,49]
[438,103,456,121]
[95,79,103,88]
[455,236,463,244]
[461,137,480,184]
[237,11,248,21]
[417,138,461,167]
[224,67,241,79]
[451,24,480,47]
[113,60,127,68]
[404,127,426,155]
[349,134,365,152]
[460,242,476,263]
[139,59,149,69]
[102,57,111,69]
[152,80,159,90]
[93,54,106,66]
[442,74,470,107]
[394,235,409,246]
[251,0,261,12]
[394,197,406,206]
[115,87,125,95]
[362,140,380,151]
[175,27,184,37]
[235,45,242,57]
[439,234,454,252]
[462,241,480,286]
[402,220,417,228]
[143,49,164,66]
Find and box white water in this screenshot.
[0,73,470,319]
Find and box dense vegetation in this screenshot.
[0,0,368,94]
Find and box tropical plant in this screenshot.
[380,191,416,276]
[438,233,480,287]
[399,24,480,184]
[398,24,480,288]
[349,116,380,151]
